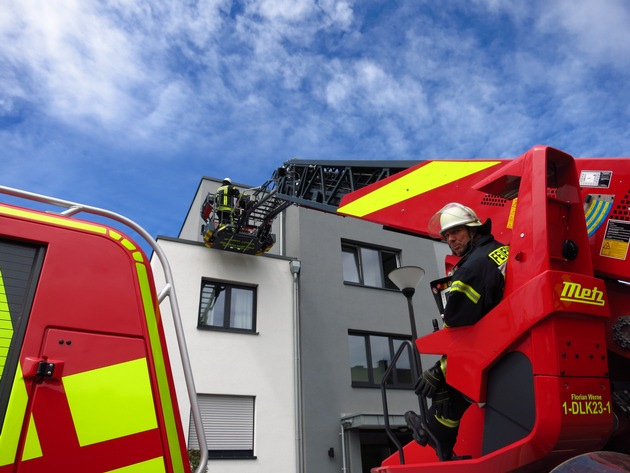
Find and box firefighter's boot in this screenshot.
[405,411,453,461]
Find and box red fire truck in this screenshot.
[338,145,630,472]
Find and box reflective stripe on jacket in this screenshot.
[444,235,508,327]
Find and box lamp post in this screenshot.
[388,266,438,460]
[388,266,425,341]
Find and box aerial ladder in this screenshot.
[199,159,417,254]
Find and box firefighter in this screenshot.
[215,178,240,226]
[405,202,509,460]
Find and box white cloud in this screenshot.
[319,0,354,30]
[251,0,316,21]
[0,1,146,126]
[538,0,630,67]
[324,59,428,123]
[248,0,354,30]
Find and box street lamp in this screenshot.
[388,266,425,341]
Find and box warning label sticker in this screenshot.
[580,170,612,188]
[600,219,630,260]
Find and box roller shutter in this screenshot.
[188,394,255,458]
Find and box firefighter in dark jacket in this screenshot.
[405,203,509,460]
[215,178,240,226]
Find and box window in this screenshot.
[341,242,399,289]
[188,394,255,459]
[198,280,256,333]
[348,331,414,388]
[0,240,44,434]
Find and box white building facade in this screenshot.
[153,178,299,472]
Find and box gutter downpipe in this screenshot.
[290,260,304,473]
[340,422,349,473]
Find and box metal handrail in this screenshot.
[380,340,421,464]
[0,185,208,473]
[380,340,449,464]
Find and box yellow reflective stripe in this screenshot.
[585,199,604,227]
[439,357,447,376]
[0,206,107,234]
[338,161,501,218]
[108,230,145,263]
[216,187,230,209]
[0,206,145,263]
[105,456,166,473]
[22,413,42,461]
[0,269,12,381]
[507,198,518,229]
[63,358,158,447]
[450,280,480,304]
[434,414,460,429]
[0,365,41,466]
[585,198,612,236]
[136,263,186,473]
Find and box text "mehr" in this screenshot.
[560,281,605,306]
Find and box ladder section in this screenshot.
[272,159,417,213]
[203,159,417,255]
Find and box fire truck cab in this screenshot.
[0,188,205,473]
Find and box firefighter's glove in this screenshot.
[432,386,455,420]
[415,361,445,398]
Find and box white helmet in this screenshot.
[429,203,482,237]
[222,177,232,184]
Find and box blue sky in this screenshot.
[2,0,630,248]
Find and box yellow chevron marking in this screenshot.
[105,456,166,473]
[0,270,12,381]
[0,366,41,466]
[337,161,501,217]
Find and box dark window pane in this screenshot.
[361,247,383,287]
[342,246,360,283]
[392,339,413,385]
[382,251,399,290]
[370,335,390,385]
[348,335,369,383]
[230,287,254,330]
[199,283,227,327]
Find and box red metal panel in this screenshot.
[574,158,630,282]
[339,148,630,284]
[0,205,189,473]
[17,331,163,472]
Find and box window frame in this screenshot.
[341,240,400,290]
[197,279,257,334]
[347,330,414,389]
